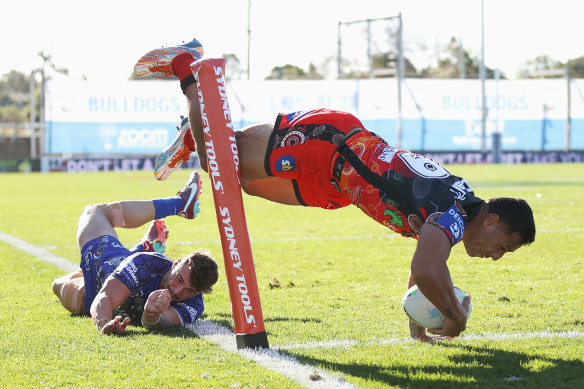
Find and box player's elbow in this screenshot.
[410,261,434,285]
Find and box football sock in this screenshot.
[129,242,145,254]
[152,197,184,219]
[129,241,165,254]
[171,53,197,93]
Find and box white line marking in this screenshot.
[188,321,355,388]
[8,229,582,387]
[1,229,356,389]
[278,330,584,350]
[0,230,77,272]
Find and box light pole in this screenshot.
[337,14,404,147]
[480,0,487,153]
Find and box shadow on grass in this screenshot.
[290,342,584,388]
[212,312,322,326]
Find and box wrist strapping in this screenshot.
[180,74,196,94]
[142,311,161,326]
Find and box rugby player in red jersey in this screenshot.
[135,39,535,342]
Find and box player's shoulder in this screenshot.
[124,252,173,268]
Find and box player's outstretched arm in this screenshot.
[406,270,454,342]
[410,223,467,338]
[141,289,183,330]
[90,276,131,334]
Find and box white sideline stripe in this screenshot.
[1,229,355,389]
[278,330,584,350]
[0,230,78,272]
[10,228,583,387]
[188,321,356,389]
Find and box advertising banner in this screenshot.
[46,78,584,154]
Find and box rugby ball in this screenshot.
[402,284,471,329]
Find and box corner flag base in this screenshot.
[236,331,270,349]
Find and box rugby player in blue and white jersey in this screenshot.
[52,172,218,335]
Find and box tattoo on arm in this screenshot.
[409,321,426,339]
[444,307,453,318]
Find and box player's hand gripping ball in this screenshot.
[402,284,471,329]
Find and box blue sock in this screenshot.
[129,242,145,254]
[152,197,184,219]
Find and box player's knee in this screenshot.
[240,180,258,197]
[55,275,86,315]
[80,203,102,219]
[52,277,62,296]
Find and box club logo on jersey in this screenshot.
[275,155,296,172]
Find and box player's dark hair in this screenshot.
[187,251,219,294]
[487,197,536,245]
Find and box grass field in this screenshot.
[1,163,583,388]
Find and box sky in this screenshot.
[0,0,580,82]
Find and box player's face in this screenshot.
[463,215,523,261]
[166,259,198,301]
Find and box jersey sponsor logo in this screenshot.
[275,155,296,172]
[121,261,139,286]
[378,147,397,163]
[176,302,199,321]
[434,204,466,244]
[450,178,472,200]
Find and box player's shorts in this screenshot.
[264,109,367,209]
[80,235,131,315]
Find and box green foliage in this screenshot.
[0,70,33,124]
[568,57,584,78]
[0,165,583,388]
[0,104,28,123]
[1,70,30,93]
[266,63,323,80]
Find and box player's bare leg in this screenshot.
[183,83,300,205]
[136,40,299,205]
[52,269,86,314]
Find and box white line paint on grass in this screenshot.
[278,330,584,350]
[8,229,583,387]
[188,321,355,389]
[0,230,78,272]
[1,229,356,389]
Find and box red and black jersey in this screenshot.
[265,109,484,246]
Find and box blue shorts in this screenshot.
[80,235,131,315]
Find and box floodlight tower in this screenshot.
[337,14,404,147]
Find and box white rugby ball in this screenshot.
[402,284,471,329]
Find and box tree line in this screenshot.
[2,37,583,126]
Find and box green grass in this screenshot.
[1,163,583,388]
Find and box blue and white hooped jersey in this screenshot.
[80,236,204,325]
